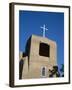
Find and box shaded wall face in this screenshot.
[25,37,31,56]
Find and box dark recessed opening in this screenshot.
[39,43,50,57]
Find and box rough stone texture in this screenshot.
[20,35,57,79]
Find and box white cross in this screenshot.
[40,24,48,37]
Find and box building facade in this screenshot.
[19,35,57,79]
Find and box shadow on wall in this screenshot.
[19,59,24,79]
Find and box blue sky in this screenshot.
[19,10,64,68]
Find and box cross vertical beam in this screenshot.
[40,24,48,37]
